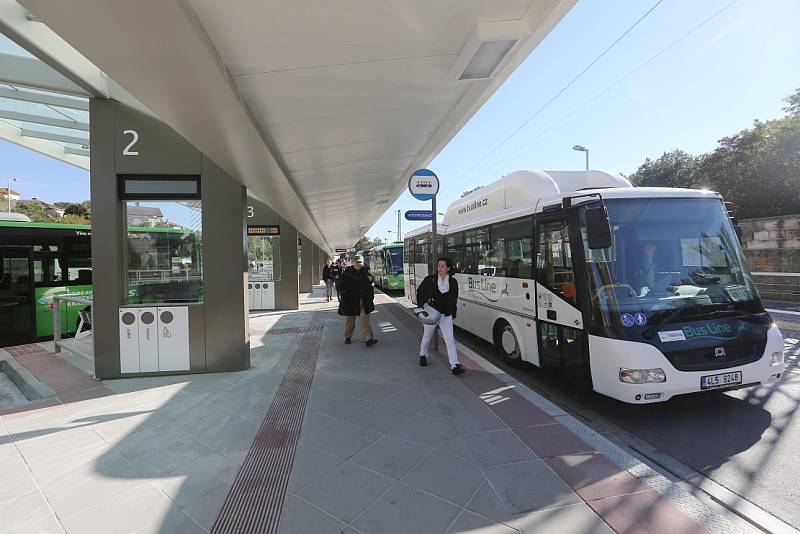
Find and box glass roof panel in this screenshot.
[0,83,87,103]
[0,96,69,119]
[55,107,89,122]
[1,118,90,141]
[0,33,35,58]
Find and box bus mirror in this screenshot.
[586,205,612,249]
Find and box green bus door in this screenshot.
[0,247,35,346]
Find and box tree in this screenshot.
[783,87,800,117]
[697,116,800,219]
[56,201,91,218]
[14,200,52,222]
[61,214,91,225]
[629,149,701,189]
[354,235,374,252]
[629,89,800,219]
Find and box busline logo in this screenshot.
[458,198,488,216]
[681,321,744,341]
[466,276,509,302]
[414,180,434,189]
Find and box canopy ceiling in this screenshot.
[14,0,575,252]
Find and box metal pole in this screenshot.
[53,297,61,353]
[431,196,439,351]
[585,149,589,171]
[431,196,437,275]
[6,178,10,213]
[397,209,401,243]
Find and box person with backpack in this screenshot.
[338,255,378,347]
[416,256,464,375]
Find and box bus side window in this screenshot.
[536,219,577,306]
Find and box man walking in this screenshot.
[338,255,378,347]
[331,259,343,301]
[322,259,335,302]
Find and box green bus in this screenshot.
[368,243,404,292]
[0,220,202,347]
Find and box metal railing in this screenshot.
[52,294,94,377]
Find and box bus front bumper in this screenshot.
[589,326,786,404]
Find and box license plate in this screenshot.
[700,371,742,390]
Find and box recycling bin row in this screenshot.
[248,281,275,310]
[119,306,190,374]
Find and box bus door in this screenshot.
[0,246,35,346]
[534,215,590,384]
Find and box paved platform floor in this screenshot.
[0,286,731,533]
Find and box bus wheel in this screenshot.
[494,321,521,365]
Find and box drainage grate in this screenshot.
[212,315,324,534]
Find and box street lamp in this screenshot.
[5,178,19,213]
[572,145,589,171]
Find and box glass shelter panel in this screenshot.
[248,236,281,281]
[126,201,203,304]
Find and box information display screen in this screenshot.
[248,225,280,236]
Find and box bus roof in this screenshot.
[437,170,720,234]
[0,220,194,233]
[403,223,445,240]
[370,243,403,252]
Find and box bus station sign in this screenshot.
[404,210,434,221]
[408,168,439,200]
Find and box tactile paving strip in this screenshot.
[2,343,47,357]
[212,313,324,534]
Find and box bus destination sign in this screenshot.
[247,225,280,236]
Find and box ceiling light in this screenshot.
[460,40,518,80]
[451,20,528,81]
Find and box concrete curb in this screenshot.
[0,355,56,401]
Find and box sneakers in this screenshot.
[452,363,465,376]
[366,338,378,347]
[345,337,351,344]
[419,355,428,367]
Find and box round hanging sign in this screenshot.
[408,169,439,201]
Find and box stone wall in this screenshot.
[740,214,800,302]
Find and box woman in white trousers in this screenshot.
[417,257,464,375]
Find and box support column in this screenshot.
[247,198,299,310]
[90,99,247,378]
[311,244,321,285]
[299,233,313,293]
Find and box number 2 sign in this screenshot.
[122,129,139,156]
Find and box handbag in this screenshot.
[414,303,442,325]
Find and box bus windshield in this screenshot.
[579,197,764,336]
[386,247,403,274]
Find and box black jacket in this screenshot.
[417,274,458,318]
[338,266,375,316]
[322,265,333,281]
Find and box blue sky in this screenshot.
[1,0,798,242]
[368,0,800,242]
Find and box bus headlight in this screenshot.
[770,350,784,365]
[619,368,666,384]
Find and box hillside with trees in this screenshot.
[629,88,800,220]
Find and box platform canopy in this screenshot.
[11,0,575,252]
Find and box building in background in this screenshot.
[127,205,164,227]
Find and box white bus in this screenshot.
[404,170,785,403]
[403,223,444,304]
